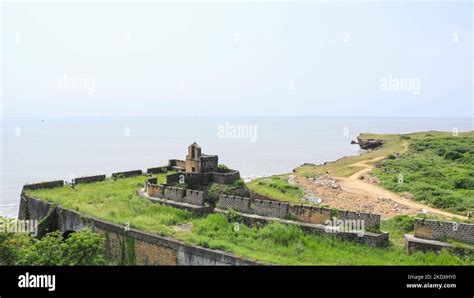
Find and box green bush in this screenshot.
[16,229,107,266]
[454,178,474,190]
[444,151,462,160]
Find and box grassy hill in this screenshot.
[372,132,474,215]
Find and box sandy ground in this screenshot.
[293,154,466,220]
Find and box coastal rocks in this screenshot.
[357,138,385,150]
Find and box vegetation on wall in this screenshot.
[247,175,304,204]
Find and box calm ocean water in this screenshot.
[1,116,472,218]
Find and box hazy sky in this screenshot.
[2,1,473,117]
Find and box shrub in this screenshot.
[454,147,469,154]
[454,178,474,190]
[16,229,107,265]
[435,148,446,156]
[392,215,415,232]
[217,164,230,173]
[444,151,462,161]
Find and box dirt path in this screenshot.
[294,141,466,220]
[336,155,466,220]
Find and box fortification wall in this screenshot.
[73,175,106,185]
[414,218,474,244]
[200,156,218,173]
[168,159,186,168]
[218,195,251,213]
[253,199,289,219]
[147,183,164,198]
[146,166,168,174]
[289,205,332,225]
[19,195,258,265]
[184,189,205,206]
[337,210,380,230]
[212,170,240,184]
[112,170,143,179]
[23,180,64,191]
[217,195,288,219]
[219,196,382,231]
[164,187,186,202]
[286,205,381,230]
[166,172,183,184]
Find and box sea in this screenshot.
[1,116,472,218]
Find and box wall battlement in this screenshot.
[414,218,474,244]
[144,180,205,207]
[185,189,205,206]
[23,180,64,191]
[164,186,186,202]
[219,196,381,228]
[218,195,251,213]
[146,166,168,174]
[112,170,143,179]
[218,195,288,219]
[289,205,332,225]
[73,175,106,185]
[253,199,289,219]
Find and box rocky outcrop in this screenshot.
[357,137,385,150]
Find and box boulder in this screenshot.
[357,137,385,150]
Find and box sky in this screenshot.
[1,0,473,118]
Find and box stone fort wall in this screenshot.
[19,195,258,265]
[220,196,381,229]
[414,218,474,244]
[145,181,205,207]
[218,194,289,219]
[165,171,239,187]
[72,175,106,185]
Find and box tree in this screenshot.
[16,228,107,265]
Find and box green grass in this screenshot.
[294,131,473,178]
[177,214,473,265]
[24,173,193,236]
[294,132,409,177]
[246,175,304,204]
[372,133,474,215]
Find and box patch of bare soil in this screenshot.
[292,157,466,220]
